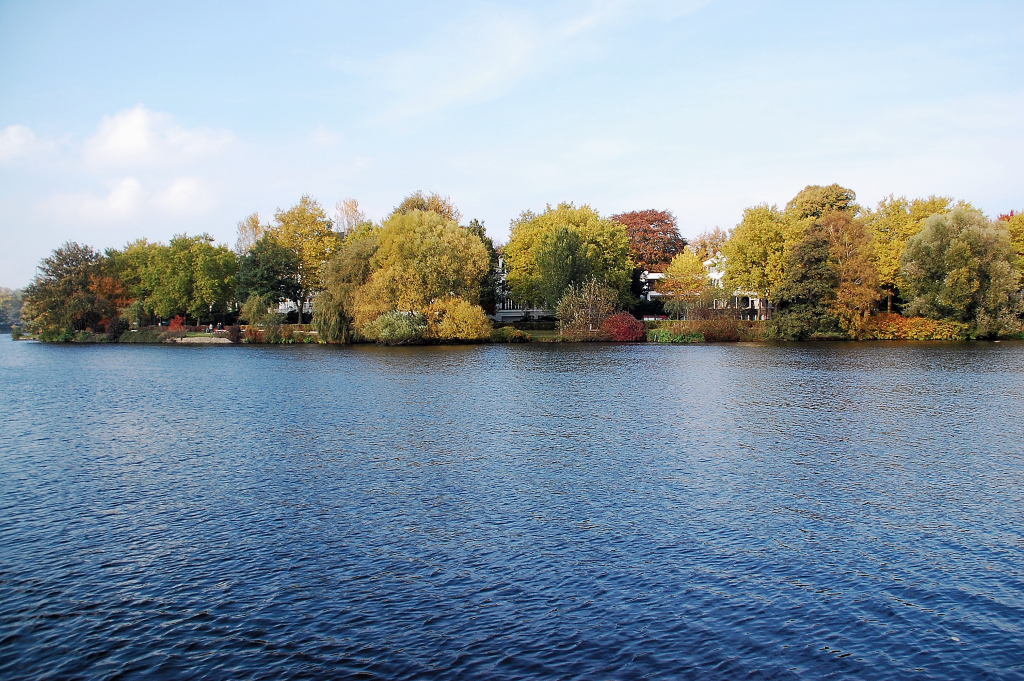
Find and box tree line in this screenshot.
[12,185,1024,343]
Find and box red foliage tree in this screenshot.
[600,311,646,341]
[998,210,1017,222]
[610,209,686,271]
[168,315,185,331]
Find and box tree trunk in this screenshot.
[296,298,303,325]
[887,291,892,314]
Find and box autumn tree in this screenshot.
[424,296,492,341]
[785,184,859,224]
[819,212,878,338]
[504,203,633,307]
[658,248,711,320]
[900,207,1021,336]
[270,195,339,324]
[689,227,728,261]
[862,195,961,311]
[235,213,266,255]
[721,204,790,301]
[390,191,462,224]
[610,209,686,271]
[998,210,1024,276]
[556,280,620,340]
[351,209,489,330]
[21,243,113,339]
[333,198,368,236]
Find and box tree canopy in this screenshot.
[610,209,686,271]
[900,207,1020,336]
[352,209,489,328]
[503,203,633,307]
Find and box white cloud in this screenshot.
[0,125,38,161]
[48,177,144,222]
[154,177,217,215]
[82,105,233,167]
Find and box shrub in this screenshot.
[39,329,74,342]
[491,326,531,343]
[424,297,492,342]
[363,311,427,344]
[557,281,619,341]
[9,325,21,340]
[105,317,129,342]
[168,315,185,332]
[647,328,704,343]
[226,324,242,344]
[119,328,163,343]
[600,312,646,341]
[695,317,740,342]
[866,313,970,340]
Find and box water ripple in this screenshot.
[1,339,1022,679]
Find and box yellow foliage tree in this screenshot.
[1000,212,1024,276]
[721,204,791,299]
[503,202,633,307]
[352,210,489,329]
[424,296,492,341]
[862,194,960,311]
[820,212,878,337]
[658,247,710,319]
[270,195,339,323]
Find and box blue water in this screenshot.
[1,337,1022,680]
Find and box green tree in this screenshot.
[271,195,339,324]
[145,234,237,324]
[313,223,380,342]
[466,219,500,314]
[899,207,1021,336]
[22,242,113,339]
[771,226,841,340]
[0,288,24,332]
[503,203,633,307]
[535,226,594,308]
[236,235,301,304]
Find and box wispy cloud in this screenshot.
[82,105,233,168]
[47,177,144,222]
[348,1,714,125]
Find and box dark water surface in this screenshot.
[1,338,1023,680]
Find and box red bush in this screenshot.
[168,315,185,331]
[600,312,646,341]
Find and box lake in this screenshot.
[1,337,1022,680]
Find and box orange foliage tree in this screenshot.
[610,209,686,271]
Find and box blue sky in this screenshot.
[1,0,1022,287]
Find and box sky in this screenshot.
[0,0,1022,288]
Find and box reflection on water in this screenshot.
[1,339,1022,679]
